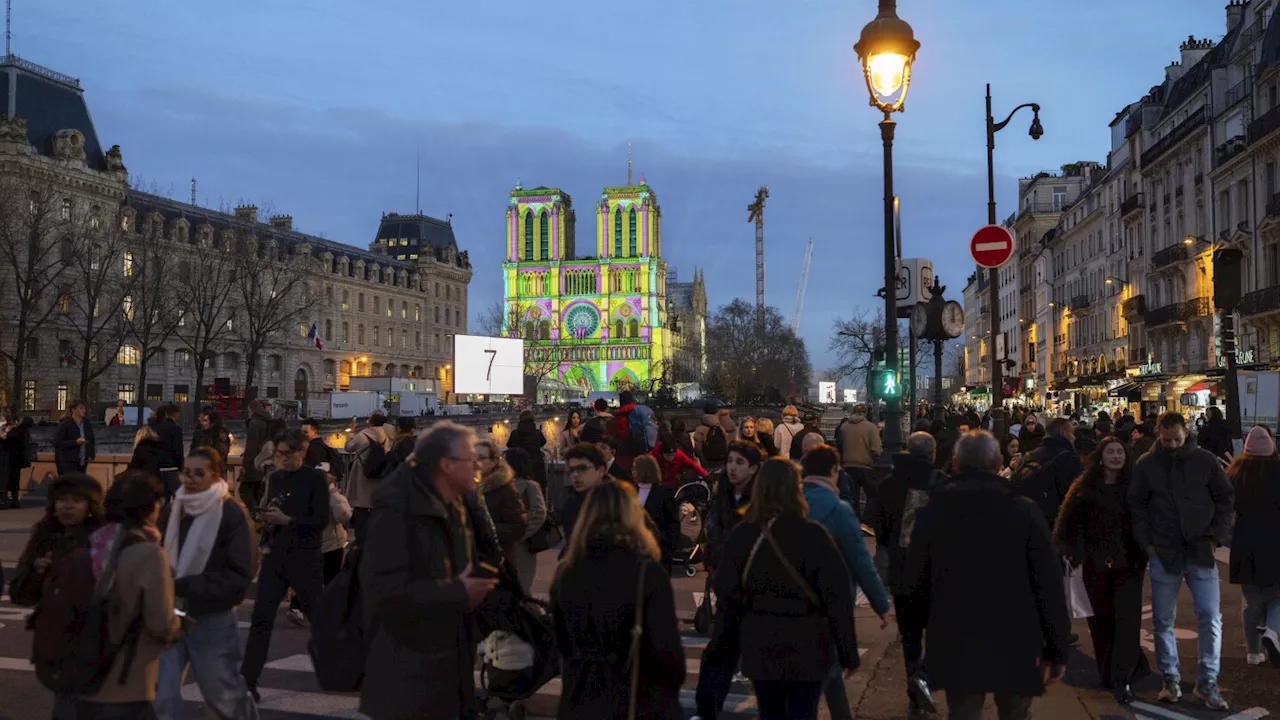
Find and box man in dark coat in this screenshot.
[148,405,185,499]
[1128,412,1234,709]
[1009,417,1083,529]
[903,430,1070,719]
[1194,405,1234,461]
[359,421,500,720]
[241,400,273,496]
[52,399,95,475]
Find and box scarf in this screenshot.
[802,474,841,496]
[163,479,229,579]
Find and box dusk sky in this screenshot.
[23,0,1224,369]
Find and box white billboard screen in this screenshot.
[819,382,837,404]
[453,335,525,395]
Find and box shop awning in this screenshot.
[1186,381,1217,394]
[1107,382,1139,398]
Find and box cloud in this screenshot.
[92,87,1018,370]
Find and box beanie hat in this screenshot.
[1244,425,1276,457]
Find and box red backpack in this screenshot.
[30,534,145,696]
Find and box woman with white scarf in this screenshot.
[154,447,260,720]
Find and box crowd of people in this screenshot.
[0,392,1276,720]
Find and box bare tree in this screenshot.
[829,308,929,392]
[230,240,320,400]
[702,299,810,405]
[123,237,181,424]
[173,237,237,418]
[476,300,511,338]
[0,176,81,415]
[57,206,138,402]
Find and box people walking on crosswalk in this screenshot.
[1225,425,1280,669]
[155,447,259,720]
[551,480,686,719]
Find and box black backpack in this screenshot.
[703,425,728,463]
[309,544,367,692]
[359,433,389,479]
[1009,450,1063,521]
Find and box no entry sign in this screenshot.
[970,225,1015,269]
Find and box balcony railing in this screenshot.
[1250,104,1280,144]
[1069,295,1091,311]
[1120,192,1144,216]
[1122,294,1147,318]
[1221,78,1253,113]
[1144,297,1209,327]
[1018,200,1067,218]
[1141,107,1208,167]
[0,54,81,88]
[1266,192,1280,219]
[1150,242,1189,270]
[1240,284,1280,316]
[1217,135,1248,165]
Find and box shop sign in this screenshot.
[1138,361,1162,376]
[1215,349,1256,368]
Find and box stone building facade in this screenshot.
[0,54,471,417]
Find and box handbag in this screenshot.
[1065,565,1094,619]
[525,510,564,553]
[624,560,650,720]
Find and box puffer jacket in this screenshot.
[1128,439,1235,573]
[359,462,478,720]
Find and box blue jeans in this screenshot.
[1242,584,1280,655]
[822,665,853,720]
[155,609,259,720]
[1149,555,1222,683]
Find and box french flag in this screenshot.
[307,323,322,350]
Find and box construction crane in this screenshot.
[790,239,813,333]
[747,186,769,316]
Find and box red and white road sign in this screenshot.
[970,225,1015,269]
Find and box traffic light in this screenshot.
[870,368,900,399]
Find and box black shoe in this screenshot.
[1114,683,1135,705]
[245,680,261,704]
[907,675,936,713]
[1067,632,1079,645]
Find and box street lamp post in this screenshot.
[855,0,918,458]
[985,85,1042,434]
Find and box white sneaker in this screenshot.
[287,608,308,627]
[1247,652,1267,665]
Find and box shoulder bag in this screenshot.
[742,517,820,608]
[624,559,650,720]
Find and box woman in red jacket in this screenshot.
[652,434,708,490]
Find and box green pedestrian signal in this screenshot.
[870,368,900,398]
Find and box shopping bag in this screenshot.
[1065,566,1094,619]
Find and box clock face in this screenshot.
[942,301,965,338]
[909,303,929,338]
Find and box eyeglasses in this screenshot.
[447,455,479,464]
[567,463,597,475]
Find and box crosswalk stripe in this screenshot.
[1129,700,1200,720]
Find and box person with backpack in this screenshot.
[694,405,737,472]
[69,471,179,719]
[240,430,331,702]
[386,416,417,470]
[358,421,500,720]
[579,398,613,445]
[344,413,391,544]
[507,410,549,487]
[607,390,657,472]
[154,447,259,720]
[774,405,803,460]
[1010,417,1084,529]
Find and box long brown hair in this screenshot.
[633,454,661,486]
[1077,436,1133,489]
[1227,425,1278,507]
[746,457,808,524]
[556,481,660,579]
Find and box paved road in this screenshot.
[0,510,1274,719]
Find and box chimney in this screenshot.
[1166,60,1185,85]
[268,214,293,231]
[1227,0,1245,32]
[1180,35,1214,69]
[234,204,257,222]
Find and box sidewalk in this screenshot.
[0,500,44,567]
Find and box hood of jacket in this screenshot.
[848,413,867,424]
[617,402,637,415]
[479,461,514,493]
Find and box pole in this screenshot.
[1223,311,1242,441]
[934,339,945,424]
[908,326,918,424]
[985,83,1005,438]
[880,116,902,457]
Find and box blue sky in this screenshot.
[22,0,1224,369]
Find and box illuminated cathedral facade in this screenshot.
[500,178,676,396]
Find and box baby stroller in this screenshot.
[475,588,560,720]
[672,474,712,578]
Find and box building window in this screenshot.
[388,329,394,347]
[299,323,308,338]
[523,210,534,260]
[628,207,637,255]
[358,324,365,345]
[358,293,365,312]
[23,380,36,411]
[342,321,350,343]
[415,331,421,350]
[122,295,135,322]
[57,292,70,314]
[614,207,623,257]
[323,359,335,378]
[117,383,136,404]
[446,308,451,325]
[57,382,68,411]
[174,384,189,403]
[266,386,279,398]
[26,338,39,361]
[434,306,440,323]
[401,301,407,319]
[539,210,549,260]
[414,304,421,321]
[373,326,380,346]
[117,345,140,366]
[341,289,350,311]
[373,296,380,315]
[146,384,162,402]
[60,198,71,220]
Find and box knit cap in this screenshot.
[1244,425,1276,457]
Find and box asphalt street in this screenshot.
[0,508,1274,720]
